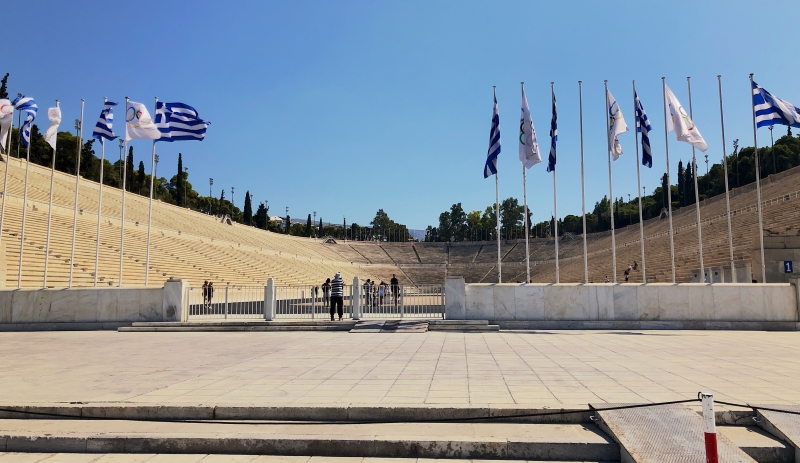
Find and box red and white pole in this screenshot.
[700,392,719,463]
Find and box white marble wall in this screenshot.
[0,287,166,324]
[455,283,798,322]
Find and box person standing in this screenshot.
[202,281,209,310]
[390,274,399,305]
[207,282,215,312]
[330,272,345,321]
[322,278,331,308]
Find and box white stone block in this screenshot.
[465,284,494,320]
[162,280,187,322]
[444,276,466,320]
[96,289,119,322]
[762,284,796,322]
[687,284,714,320]
[612,285,638,320]
[0,291,11,323]
[657,284,690,320]
[636,284,662,320]
[493,284,517,321]
[711,284,742,321]
[739,285,766,321]
[514,284,545,320]
[545,284,593,320]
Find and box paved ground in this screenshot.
[0,455,605,462]
[1,330,800,407]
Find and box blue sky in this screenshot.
[4,0,799,230]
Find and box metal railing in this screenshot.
[360,284,444,319]
[188,285,264,319]
[274,285,354,319]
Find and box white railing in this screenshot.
[188,285,264,319]
[186,282,444,320]
[360,284,444,319]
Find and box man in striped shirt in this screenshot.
[330,272,345,321]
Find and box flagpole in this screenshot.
[496,166,501,283]
[119,97,129,287]
[662,77,677,283]
[686,77,706,283]
[578,80,588,284]
[717,76,736,283]
[144,97,158,286]
[632,82,647,284]
[603,80,617,283]
[0,108,14,248]
[94,98,108,287]
[43,100,59,288]
[551,82,559,284]
[521,82,530,284]
[17,119,33,289]
[749,73,766,283]
[68,99,84,287]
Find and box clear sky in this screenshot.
[4,0,799,230]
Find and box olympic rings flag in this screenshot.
[125,100,161,140]
[0,99,13,150]
[664,84,707,152]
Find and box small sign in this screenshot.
[784,261,794,274]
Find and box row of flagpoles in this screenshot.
[0,95,209,288]
[485,74,800,284]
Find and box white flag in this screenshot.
[0,99,12,152]
[519,86,541,169]
[665,84,707,152]
[45,102,61,150]
[125,100,161,140]
[606,89,628,160]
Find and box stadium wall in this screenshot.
[445,276,800,330]
[0,279,188,331]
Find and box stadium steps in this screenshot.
[119,320,357,332]
[428,319,499,332]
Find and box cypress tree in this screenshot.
[0,73,8,99]
[319,218,323,235]
[285,215,291,234]
[243,191,252,225]
[137,161,145,195]
[686,162,695,205]
[126,147,134,192]
[677,160,684,206]
[176,153,184,206]
[306,214,312,237]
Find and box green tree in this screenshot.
[137,161,146,195]
[285,215,291,234]
[677,160,684,206]
[500,197,523,238]
[437,211,452,242]
[254,202,268,229]
[449,203,467,241]
[306,213,312,237]
[176,153,184,205]
[0,73,8,99]
[243,191,252,225]
[126,148,134,192]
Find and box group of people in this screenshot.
[200,281,215,309]
[604,261,639,283]
[319,273,401,321]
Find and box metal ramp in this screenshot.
[757,405,800,460]
[350,319,429,333]
[592,403,755,462]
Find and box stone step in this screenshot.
[428,324,500,331]
[429,319,489,325]
[120,324,354,332]
[0,419,620,461]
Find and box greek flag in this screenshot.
[92,101,118,142]
[484,89,501,178]
[752,81,800,129]
[635,92,653,168]
[155,102,210,142]
[12,97,37,148]
[547,89,557,173]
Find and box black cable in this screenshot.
[0,398,699,425]
[715,401,800,417]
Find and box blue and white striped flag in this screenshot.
[634,91,653,168]
[547,89,557,173]
[92,101,118,142]
[155,102,210,142]
[12,96,37,148]
[752,81,800,129]
[483,89,501,178]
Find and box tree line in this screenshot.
[426,128,800,241]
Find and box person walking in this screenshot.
[202,281,209,310]
[207,282,215,312]
[378,282,385,306]
[330,272,345,321]
[322,278,331,307]
[390,274,399,306]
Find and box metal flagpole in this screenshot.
[522,81,530,283]
[632,82,647,283]
[578,81,588,284]
[119,97,129,287]
[496,167,502,283]
[144,97,158,286]
[17,118,33,288]
[552,82,559,284]
[44,100,59,288]
[68,100,84,287]
[0,108,14,248]
[94,98,108,287]
[717,76,736,283]
[523,165,530,282]
[603,80,617,283]
[749,73,766,283]
[686,78,706,282]
[662,77,677,283]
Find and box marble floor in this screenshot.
[1,330,799,407]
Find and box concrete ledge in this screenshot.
[497,320,800,331]
[0,322,133,332]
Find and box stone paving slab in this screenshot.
[1,330,799,407]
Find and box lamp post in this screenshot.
[628,193,631,224]
[231,186,235,209]
[313,211,316,237]
[183,167,188,207]
[15,93,22,159]
[118,139,124,186]
[733,139,739,188]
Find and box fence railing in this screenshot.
[188,285,264,319]
[186,282,444,320]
